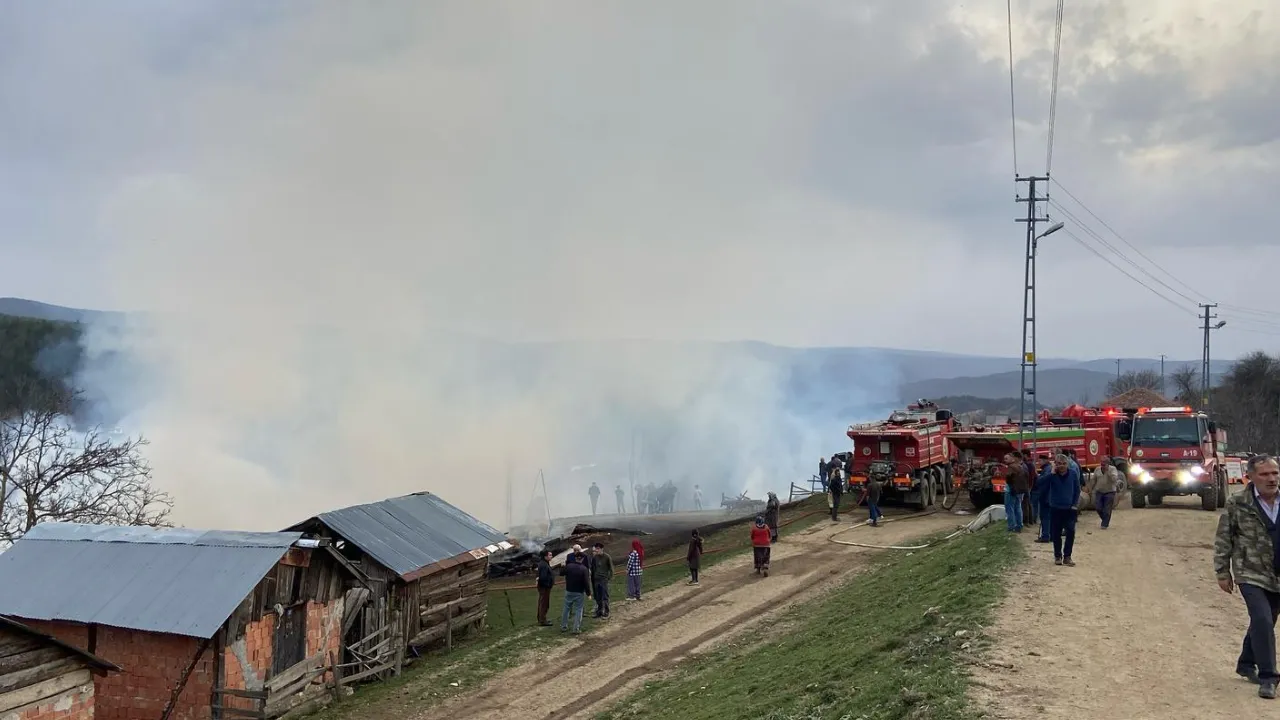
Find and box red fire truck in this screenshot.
[947,419,1113,509]
[845,400,957,510]
[1125,406,1229,511]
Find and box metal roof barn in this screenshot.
[0,523,301,639]
[290,492,507,580]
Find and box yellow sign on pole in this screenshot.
[1024,352,1035,363]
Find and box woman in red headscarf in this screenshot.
[626,539,645,600]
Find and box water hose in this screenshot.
[827,505,1003,550]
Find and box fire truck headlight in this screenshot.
[1128,463,1144,476]
[1176,469,1192,484]
[1139,472,1153,485]
[1190,465,1206,477]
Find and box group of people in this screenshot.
[535,489,784,632]
[1000,448,1125,566]
[534,538,648,633]
[587,481,703,515]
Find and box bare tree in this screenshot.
[1105,369,1163,399]
[0,388,172,545]
[1168,364,1200,407]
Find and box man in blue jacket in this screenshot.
[1039,453,1082,566]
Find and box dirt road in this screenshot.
[973,496,1260,719]
[427,510,963,720]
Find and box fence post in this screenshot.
[504,590,516,627]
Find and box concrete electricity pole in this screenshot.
[1160,354,1166,395]
[1115,359,1121,381]
[1015,174,1062,453]
[1199,304,1225,409]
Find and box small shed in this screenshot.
[287,492,512,668]
[0,523,364,720]
[0,615,117,720]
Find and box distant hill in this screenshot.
[0,296,1231,412]
[900,369,1115,408]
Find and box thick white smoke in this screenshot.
[68,4,910,531]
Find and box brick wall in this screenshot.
[20,621,214,720]
[305,599,344,682]
[5,681,94,720]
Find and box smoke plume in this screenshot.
[71,3,902,531]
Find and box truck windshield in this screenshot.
[1131,416,1201,446]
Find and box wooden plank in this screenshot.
[211,705,266,719]
[338,661,394,686]
[0,668,91,714]
[0,657,79,696]
[0,647,64,676]
[407,606,486,648]
[264,652,325,692]
[0,635,42,661]
[214,688,269,700]
[265,666,324,705]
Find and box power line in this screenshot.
[1049,200,1202,305]
[1051,177,1209,300]
[1061,229,1198,316]
[1005,0,1019,177]
[1044,0,1066,176]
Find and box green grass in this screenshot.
[307,496,832,720]
[596,525,1025,720]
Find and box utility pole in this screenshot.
[1015,175,1060,454]
[1115,359,1121,381]
[1199,303,1224,409]
[1160,354,1166,395]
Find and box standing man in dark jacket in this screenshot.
[764,492,781,542]
[1215,454,1280,699]
[863,476,883,527]
[828,468,845,522]
[535,550,554,627]
[588,482,601,515]
[1038,454,1081,566]
[559,549,592,634]
[819,457,829,491]
[1003,452,1029,533]
[589,542,614,619]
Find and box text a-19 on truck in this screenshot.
[1126,406,1229,511]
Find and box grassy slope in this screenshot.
[598,525,1024,720]
[307,496,831,720]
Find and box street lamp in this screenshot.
[1037,221,1065,239]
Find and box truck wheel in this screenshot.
[1131,488,1147,508]
[1148,492,1164,506]
[968,490,990,510]
[1201,486,1217,511]
[914,474,931,511]
[1217,473,1228,508]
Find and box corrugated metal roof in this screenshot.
[0,523,300,639]
[297,492,507,580]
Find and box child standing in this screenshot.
[686,529,703,585]
[625,539,645,600]
[751,515,772,577]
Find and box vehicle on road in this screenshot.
[845,400,956,510]
[1125,406,1228,511]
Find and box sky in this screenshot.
[2,1,1278,531]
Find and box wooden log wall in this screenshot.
[406,557,490,649]
[0,630,93,714]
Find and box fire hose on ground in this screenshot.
[826,504,1005,550]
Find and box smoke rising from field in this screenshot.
[71,4,906,532]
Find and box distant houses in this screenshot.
[0,491,509,720]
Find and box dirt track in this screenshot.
[973,495,1260,719]
[426,510,963,720]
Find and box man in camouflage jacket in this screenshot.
[1214,454,1280,699]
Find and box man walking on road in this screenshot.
[588,482,601,515]
[589,542,613,619]
[615,485,626,514]
[1087,457,1122,529]
[1003,452,1028,533]
[828,468,845,522]
[1214,454,1280,700]
[535,550,554,627]
[1038,453,1081,566]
